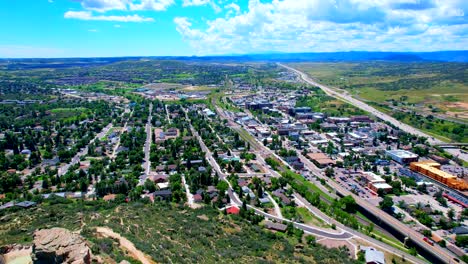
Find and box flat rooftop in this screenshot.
[386,149,418,158]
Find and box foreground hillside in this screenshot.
[0,199,356,263]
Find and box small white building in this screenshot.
[361,247,385,264]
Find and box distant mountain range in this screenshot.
[1,51,467,65]
[186,51,468,62]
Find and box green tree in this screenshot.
[216,181,229,194]
[380,195,394,213]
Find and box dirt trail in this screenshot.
[95,227,157,264]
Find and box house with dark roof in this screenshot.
[272,189,291,205]
[16,201,37,208]
[193,194,203,203]
[453,226,468,235]
[264,221,287,232]
[152,190,172,201]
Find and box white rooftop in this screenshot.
[362,247,385,264]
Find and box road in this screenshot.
[294,192,424,263]
[58,123,113,176]
[182,174,200,209]
[110,108,133,159]
[266,191,283,218]
[140,103,153,185]
[278,63,443,146]
[212,99,439,263]
[165,104,171,124]
[279,63,462,262]
[185,108,353,240]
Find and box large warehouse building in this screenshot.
[386,150,419,164]
[410,161,468,190]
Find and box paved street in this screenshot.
[58,123,113,176]
[140,103,153,185]
[185,109,354,240]
[278,63,443,146]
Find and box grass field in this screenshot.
[296,207,329,228]
[289,62,468,118]
[290,62,468,142]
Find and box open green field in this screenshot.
[296,207,329,228]
[50,107,88,113]
[290,62,468,142]
[296,90,366,117]
[289,62,468,118]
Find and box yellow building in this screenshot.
[410,161,468,190]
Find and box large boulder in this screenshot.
[0,244,33,264]
[32,228,91,264]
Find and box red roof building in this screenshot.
[193,194,203,203]
[226,206,240,215]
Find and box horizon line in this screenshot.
[1,50,467,60]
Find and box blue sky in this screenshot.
[0,0,467,57]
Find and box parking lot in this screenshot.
[334,168,382,205]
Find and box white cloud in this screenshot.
[174,0,468,54]
[79,0,128,12]
[77,0,174,12]
[182,0,220,13]
[114,24,121,27]
[64,11,154,22]
[129,0,174,11]
[182,0,210,7]
[226,3,240,14]
[88,29,99,32]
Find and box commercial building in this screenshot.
[410,161,468,190]
[386,150,419,164]
[361,172,392,194]
[288,106,311,116]
[246,101,273,110]
[307,152,336,167]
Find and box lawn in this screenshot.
[289,61,468,114]
[296,207,329,228]
[289,62,468,142]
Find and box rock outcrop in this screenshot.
[32,228,91,264]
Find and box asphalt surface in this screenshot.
[214,98,437,263]
[185,108,353,239]
[140,103,153,185]
[278,63,461,263]
[58,123,113,176]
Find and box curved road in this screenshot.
[185,109,352,239]
[188,107,427,263]
[278,63,443,146]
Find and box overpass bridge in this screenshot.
[435,143,468,148]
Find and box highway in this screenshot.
[297,132,457,263]
[186,108,431,263]
[277,63,462,262]
[184,109,354,240]
[278,63,443,146]
[211,100,441,263]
